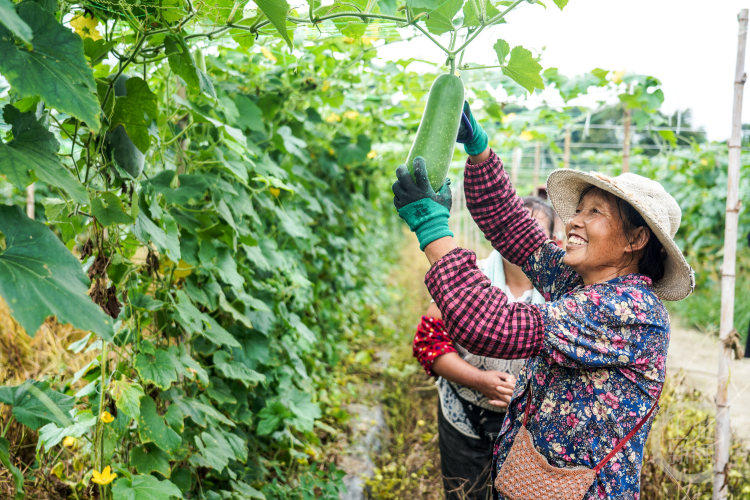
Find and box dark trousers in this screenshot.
[437,400,504,500]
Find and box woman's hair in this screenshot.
[522,196,555,237]
[579,186,666,282]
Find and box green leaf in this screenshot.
[133,210,181,263]
[0,2,100,130]
[109,77,158,153]
[91,191,134,226]
[255,0,292,48]
[112,474,182,500]
[234,95,265,132]
[37,411,96,449]
[493,38,510,65]
[0,105,88,203]
[0,205,113,338]
[0,0,32,45]
[502,45,544,93]
[130,444,171,477]
[173,290,241,348]
[138,395,182,453]
[425,0,463,35]
[134,349,180,390]
[553,0,568,9]
[110,379,144,420]
[213,350,265,387]
[165,34,199,90]
[0,380,74,430]
[0,437,23,499]
[463,0,500,27]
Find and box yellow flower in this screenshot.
[260,47,277,63]
[62,436,78,448]
[343,110,359,120]
[71,13,102,41]
[342,36,356,44]
[321,80,331,92]
[700,158,708,166]
[366,150,377,159]
[100,411,114,424]
[611,70,626,84]
[269,187,281,198]
[325,113,341,123]
[91,465,117,485]
[519,130,534,141]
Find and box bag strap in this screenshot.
[593,384,662,472]
[520,379,663,472]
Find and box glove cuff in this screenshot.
[397,199,454,251]
[464,126,488,156]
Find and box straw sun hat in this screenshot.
[546,169,695,301]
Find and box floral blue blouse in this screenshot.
[494,242,669,499]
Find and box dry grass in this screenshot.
[366,232,442,499]
[0,296,96,499]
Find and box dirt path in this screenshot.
[667,324,750,444]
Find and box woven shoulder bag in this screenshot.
[494,381,661,500]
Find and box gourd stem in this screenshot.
[451,0,525,56]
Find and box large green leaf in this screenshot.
[112,474,182,500]
[0,105,88,203]
[138,395,182,453]
[0,437,23,499]
[110,379,145,420]
[0,205,113,338]
[134,349,180,390]
[130,444,171,477]
[255,0,292,48]
[0,380,74,430]
[553,0,568,9]
[0,2,100,130]
[213,351,264,387]
[109,77,158,153]
[502,45,544,93]
[424,0,463,35]
[0,0,32,44]
[91,191,134,226]
[165,34,199,90]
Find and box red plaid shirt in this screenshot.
[425,150,548,359]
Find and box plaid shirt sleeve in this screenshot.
[425,248,545,359]
[412,316,457,376]
[463,150,548,266]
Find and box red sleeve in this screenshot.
[412,315,457,377]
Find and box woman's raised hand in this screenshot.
[456,101,488,156]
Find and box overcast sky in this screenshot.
[377,0,750,141]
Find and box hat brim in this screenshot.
[546,169,695,301]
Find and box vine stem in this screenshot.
[451,0,525,56]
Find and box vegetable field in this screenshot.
[0,0,748,499]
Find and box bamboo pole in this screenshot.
[25,184,34,218]
[563,128,571,169]
[533,142,541,188]
[622,108,632,173]
[713,8,747,499]
[511,147,521,185]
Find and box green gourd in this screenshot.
[406,74,465,191]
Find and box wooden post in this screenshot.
[714,8,747,500]
[533,142,541,189]
[25,184,34,219]
[622,107,632,173]
[563,127,571,169]
[511,147,521,185]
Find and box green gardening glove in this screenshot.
[456,101,488,156]
[392,157,453,251]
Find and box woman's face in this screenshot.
[562,189,635,284]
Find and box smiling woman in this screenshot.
[391,101,695,499]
